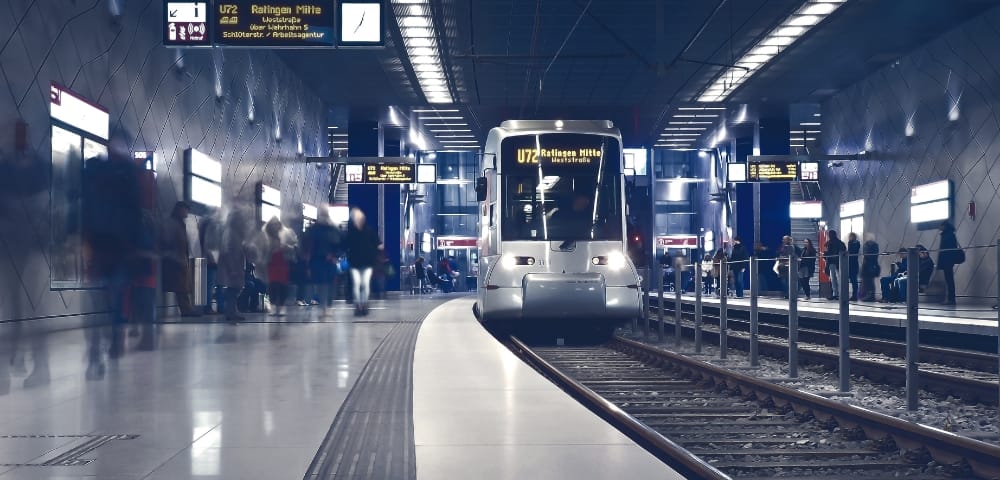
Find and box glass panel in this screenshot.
[50,126,84,288]
[500,133,622,241]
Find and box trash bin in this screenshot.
[191,258,207,307]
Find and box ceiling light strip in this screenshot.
[697,1,846,102]
[395,0,453,104]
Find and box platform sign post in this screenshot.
[694,261,703,353]
[788,253,799,378]
[749,257,760,366]
[644,266,652,340]
[906,247,920,411]
[838,250,851,392]
[674,265,682,346]
[655,262,664,341]
[719,260,728,360]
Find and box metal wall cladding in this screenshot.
[820,6,1000,302]
[0,2,328,323]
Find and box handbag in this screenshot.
[954,243,966,264]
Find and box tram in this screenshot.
[472,120,642,335]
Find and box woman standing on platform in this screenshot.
[824,230,846,300]
[346,208,381,316]
[936,221,961,305]
[799,238,817,300]
[859,233,880,302]
[847,232,861,301]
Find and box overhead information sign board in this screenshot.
[214,1,335,47]
[748,160,798,182]
[343,161,436,184]
[164,2,210,46]
[365,163,415,183]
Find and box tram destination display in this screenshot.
[214,1,335,47]
[748,160,798,182]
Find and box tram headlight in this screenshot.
[502,256,536,269]
[607,251,627,270]
[501,255,517,269]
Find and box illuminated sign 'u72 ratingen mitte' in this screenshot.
[214,1,335,46]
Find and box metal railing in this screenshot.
[641,239,1000,411]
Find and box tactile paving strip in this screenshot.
[303,319,425,480]
[0,434,139,466]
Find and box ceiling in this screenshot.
[278,0,999,148]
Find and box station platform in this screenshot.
[413,298,680,479]
[0,295,680,479]
[649,292,999,337]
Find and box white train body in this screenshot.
[475,120,642,325]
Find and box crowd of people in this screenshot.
[659,220,963,306]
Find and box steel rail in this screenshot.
[508,336,731,480]
[613,336,1000,479]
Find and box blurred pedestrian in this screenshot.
[847,232,860,301]
[219,206,251,323]
[303,208,341,310]
[254,217,298,316]
[936,221,961,305]
[859,233,880,301]
[776,235,799,299]
[161,201,200,317]
[346,208,381,316]
[880,248,908,303]
[824,230,846,300]
[729,236,749,298]
[711,248,727,296]
[81,134,143,358]
[799,238,817,300]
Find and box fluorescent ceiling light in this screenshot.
[760,36,795,47]
[787,15,821,26]
[411,55,439,64]
[413,109,458,113]
[401,17,431,28]
[425,123,466,126]
[420,116,462,120]
[776,26,807,37]
[429,129,470,132]
[402,27,433,37]
[801,3,837,15]
[406,37,434,48]
[697,1,844,102]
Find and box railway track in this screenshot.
[645,300,1000,404]
[510,336,1000,479]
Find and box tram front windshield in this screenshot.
[500,133,622,242]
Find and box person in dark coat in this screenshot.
[859,233,880,302]
[161,202,200,317]
[824,230,846,300]
[81,137,143,361]
[895,245,935,302]
[346,208,381,316]
[303,208,341,309]
[799,238,817,300]
[846,232,860,301]
[937,221,960,305]
[729,237,749,298]
[776,235,799,299]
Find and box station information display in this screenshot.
[215,1,335,47]
[365,163,415,183]
[343,162,436,184]
[748,160,798,182]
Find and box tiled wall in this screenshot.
[0,0,328,322]
[820,6,1000,301]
